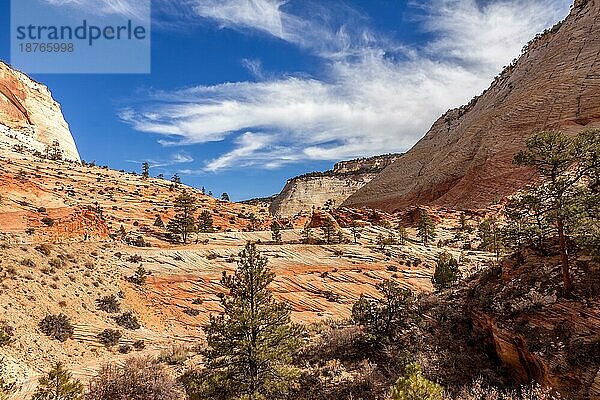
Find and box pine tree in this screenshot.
[432,251,461,291]
[141,162,150,179]
[458,213,472,233]
[197,210,214,233]
[171,174,181,185]
[301,224,312,244]
[321,218,335,244]
[352,279,415,343]
[512,130,600,295]
[478,216,504,265]
[376,233,386,250]
[118,224,126,237]
[390,363,444,400]
[271,221,282,244]
[167,191,197,244]
[153,215,164,228]
[350,221,361,244]
[32,362,84,400]
[221,193,230,202]
[417,211,436,245]
[196,243,301,400]
[397,225,408,245]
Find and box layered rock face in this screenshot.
[0,61,80,161]
[344,0,600,212]
[269,154,401,218]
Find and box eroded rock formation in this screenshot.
[0,61,80,161]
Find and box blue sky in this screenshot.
[0,0,570,201]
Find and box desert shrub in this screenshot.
[37,207,47,213]
[183,307,200,316]
[48,258,64,269]
[21,258,35,268]
[133,340,146,350]
[41,217,55,227]
[97,329,122,347]
[39,314,74,342]
[352,280,415,343]
[127,254,143,263]
[390,363,443,400]
[0,323,14,347]
[96,294,120,313]
[158,345,190,366]
[118,345,132,354]
[455,379,561,400]
[86,357,185,400]
[128,266,148,285]
[114,311,140,330]
[35,244,52,256]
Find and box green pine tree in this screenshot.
[417,211,436,245]
[350,221,361,244]
[271,221,282,244]
[397,225,408,245]
[321,218,335,244]
[141,162,150,179]
[478,216,504,265]
[195,243,302,400]
[301,224,313,244]
[221,192,230,202]
[154,215,164,228]
[432,251,461,291]
[167,191,198,244]
[198,210,214,233]
[390,363,444,400]
[32,362,84,400]
[512,129,600,295]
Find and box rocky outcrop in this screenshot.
[270,154,401,217]
[345,0,600,212]
[467,247,600,399]
[0,61,80,161]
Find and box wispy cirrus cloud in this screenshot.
[43,0,150,20]
[126,151,194,169]
[121,0,570,172]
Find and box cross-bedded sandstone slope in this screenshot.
[345,0,600,212]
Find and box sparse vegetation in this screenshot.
[128,266,149,285]
[32,362,83,400]
[39,314,74,342]
[114,311,141,330]
[96,294,120,313]
[97,329,122,347]
[86,357,185,400]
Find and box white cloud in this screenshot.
[126,151,194,168]
[121,0,571,172]
[43,0,149,20]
